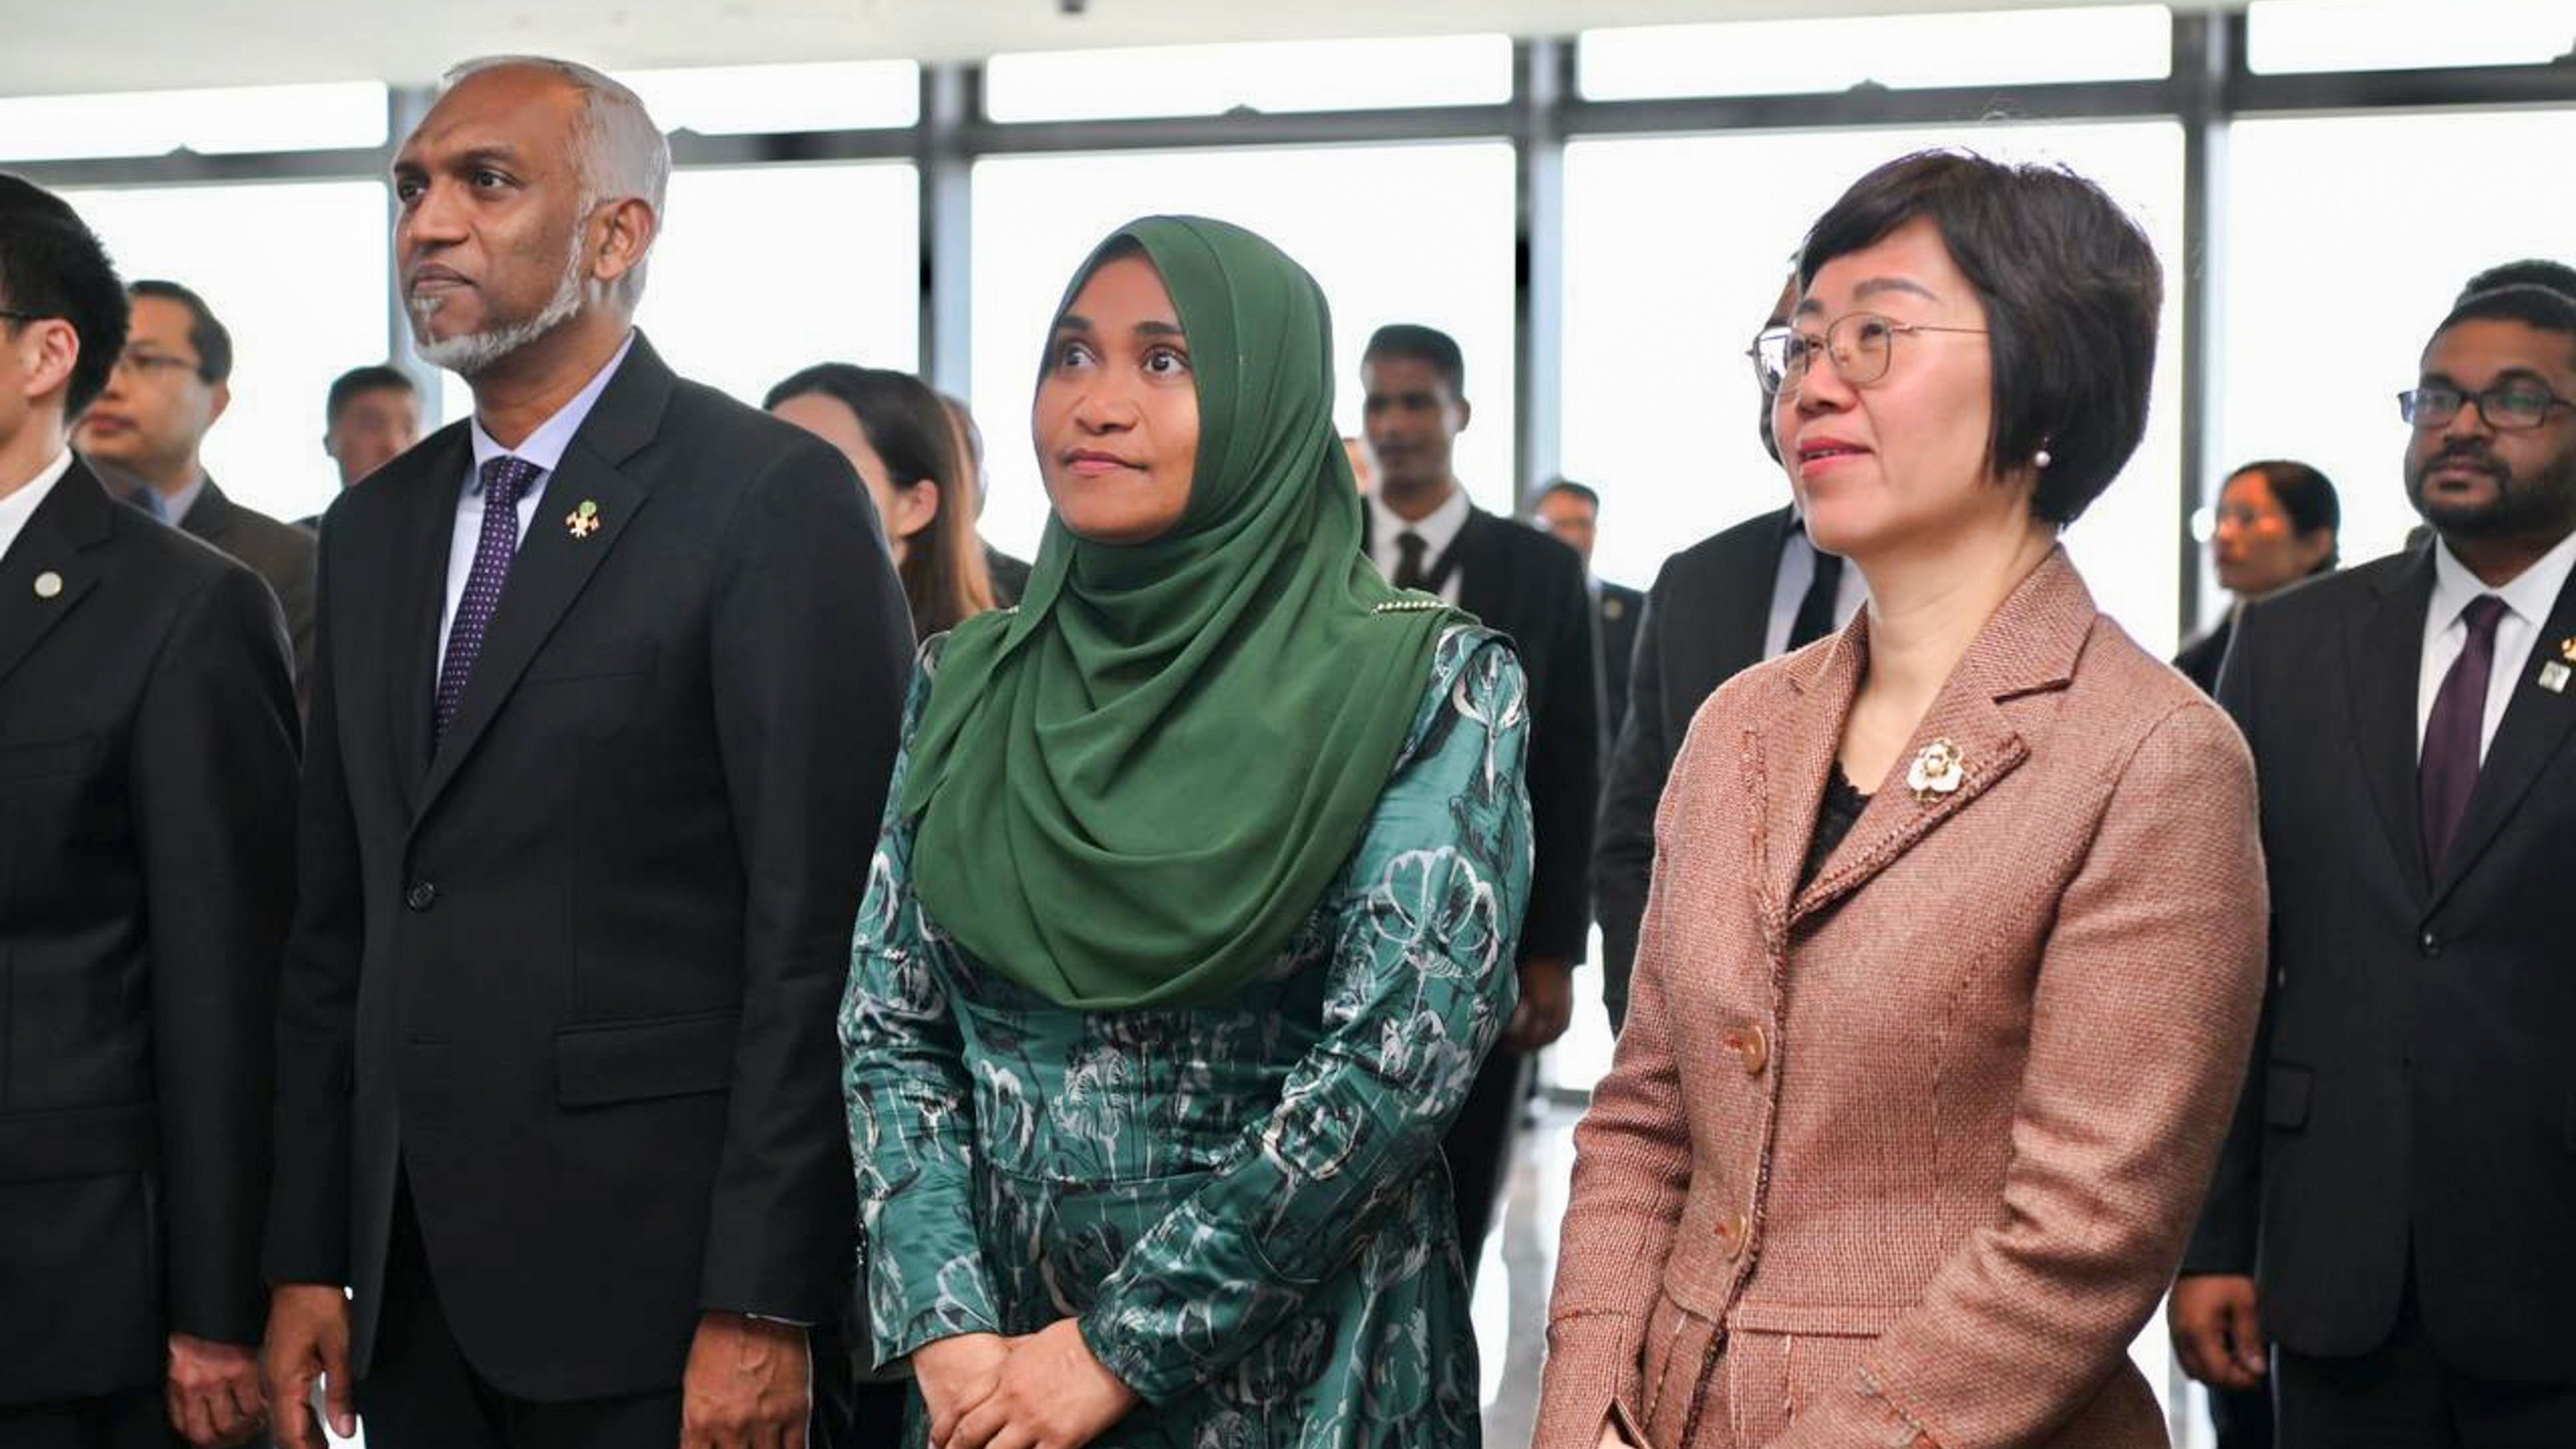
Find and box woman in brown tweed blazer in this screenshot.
[1535,150,2269,1449]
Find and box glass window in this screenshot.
[625,61,919,134]
[2247,0,2576,74]
[1559,122,2187,645]
[969,142,1518,562]
[0,82,387,163]
[985,35,1513,124]
[66,181,391,525]
[1577,7,2173,100]
[2220,108,2576,583]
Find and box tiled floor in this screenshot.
[1470,1098,2219,1448]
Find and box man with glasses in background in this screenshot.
[2173,271,2576,1446]
[77,279,317,692]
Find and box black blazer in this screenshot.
[1593,505,1793,1029]
[1596,579,1645,750]
[1368,504,1597,962]
[180,477,317,693]
[0,462,297,1404]
[2183,541,2576,1378]
[265,335,914,1400]
[2172,614,2232,695]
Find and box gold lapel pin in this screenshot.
[1906,737,1966,803]
[565,499,601,539]
[2559,636,2576,665]
[33,569,63,599]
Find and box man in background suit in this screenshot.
[76,279,316,690]
[1593,278,1864,1031]
[2174,276,2576,1445]
[1531,478,1646,748]
[1359,323,1596,1279]
[257,58,912,1449]
[0,176,299,1448]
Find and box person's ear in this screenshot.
[15,318,77,405]
[891,478,941,542]
[206,379,232,427]
[593,198,659,292]
[1451,394,1472,436]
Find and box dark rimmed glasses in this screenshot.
[2397,383,2576,432]
[1748,311,1989,397]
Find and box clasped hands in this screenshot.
[913,1319,1140,1449]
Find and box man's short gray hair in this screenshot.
[441,55,671,307]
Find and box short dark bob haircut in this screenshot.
[0,174,128,418]
[1796,148,2163,526]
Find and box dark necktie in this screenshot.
[1787,538,1845,651]
[434,455,540,740]
[1393,530,1432,591]
[2418,593,2509,877]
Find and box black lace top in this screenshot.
[1800,761,1870,889]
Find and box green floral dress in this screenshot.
[840,623,1531,1448]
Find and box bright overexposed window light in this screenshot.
[622,61,920,134]
[0,82,387,162]
[1578,6,2173,99]
[2248,1,2576,74]
[985,35,1513,123]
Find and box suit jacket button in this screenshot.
[1718,1210,1749,1260]
[406,882,438,912]
[2418,929,2440,957]
[1738,1024,1770,1077]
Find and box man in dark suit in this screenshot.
[0,176,299,1448]
[2173,277,2576,1445]
[257,58,911,1449]
[1531,478,1647,748]
[1592,279,1865,1031]
[75,279,317,690]
[1359,323,1596,1277]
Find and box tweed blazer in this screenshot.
[1535,550,2267,1449]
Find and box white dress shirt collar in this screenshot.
[2417,525,2576,760]
[2428,526,2576,639]
[0,448,74,564]
[466,331,636,488]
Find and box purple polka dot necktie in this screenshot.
[2418,592,2509,878]
[434,454,541,741]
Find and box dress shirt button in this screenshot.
[406,881,439,912]
[2418,929,2440,957]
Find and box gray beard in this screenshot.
[408,245,587,378]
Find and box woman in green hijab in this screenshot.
[838,216,1533,1448]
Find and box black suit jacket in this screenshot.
[1595,579,1645,750]
[2182,542,2576,1378]
[0,461,297,1404]
[2172,615,2232,695]
[1594,505,1794,1029]
[180,478,317,693]
[266,335,914,1400]
[1368,504,1597,962]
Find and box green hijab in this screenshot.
[900,215,1466,1011]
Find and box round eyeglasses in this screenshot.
[1748,311,1989,397]
[2397,383,2576,432]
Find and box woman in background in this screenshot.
[2175,458,2340,693]
[768,363,996,639]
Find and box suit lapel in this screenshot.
[1721,507,1796,672]
[1756,550,2090,935]
[179,477,232,546]
[412,336,671,822]
[2429,556,2576,907]
[0,461,114,687]
[1451,508,1500,621]
[2344,548,2436,899]
[385,430,473,812]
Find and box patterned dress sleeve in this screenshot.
[838,639,1005,1366]
[1075,629,1535,1404]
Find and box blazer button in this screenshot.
[1717,1210,1750,1260]
[2418,929,2440,957]
[405,881,438,912]
[1737,1024,1770,1077]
